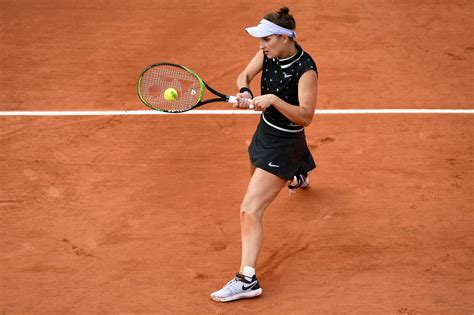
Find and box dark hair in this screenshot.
[263,7,296,30]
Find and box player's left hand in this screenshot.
[234,92,253,109]
[251,94,276,111]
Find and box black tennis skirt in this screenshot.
[248,115,316,180]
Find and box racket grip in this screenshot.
[228,96,254,109]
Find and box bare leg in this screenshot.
[240,168,287,268]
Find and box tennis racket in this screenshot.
[137,62,252,113]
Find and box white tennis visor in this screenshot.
[245,19,297,38]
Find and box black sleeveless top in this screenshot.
[261,45,318,132]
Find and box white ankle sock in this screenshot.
[241,266,256,278]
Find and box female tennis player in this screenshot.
[210,7,318,302]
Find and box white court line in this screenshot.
[0,109,473,116]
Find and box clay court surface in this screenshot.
[1,0,473,313]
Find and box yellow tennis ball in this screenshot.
[163,88,178,102]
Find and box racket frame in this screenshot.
[137,62,237,113]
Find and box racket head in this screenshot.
[137,63,205,113]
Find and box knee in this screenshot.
[240,210,259,230]
[240,202,261,223]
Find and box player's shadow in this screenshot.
[258,185,346,282]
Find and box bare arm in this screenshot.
[251,70,318,126]
[233,51,264,109]
[237,50,264,89]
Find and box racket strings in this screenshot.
[139,65,202,112]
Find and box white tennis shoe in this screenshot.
[210,273,262,303]
[288,172,310,191]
